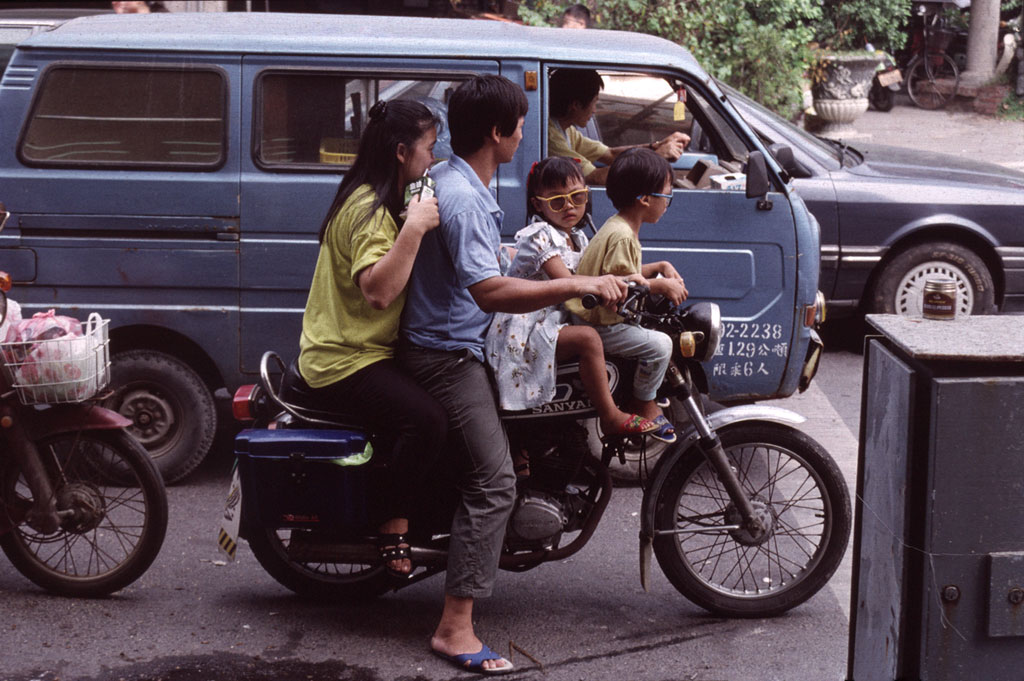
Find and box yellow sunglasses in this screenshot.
[533,188,589,212]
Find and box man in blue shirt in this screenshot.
[402,75,625,674]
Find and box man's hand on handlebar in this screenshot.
[578,275,628,310]
[623,273,649,288]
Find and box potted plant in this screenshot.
[809,0,907,136]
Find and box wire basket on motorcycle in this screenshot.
[0,312,110,404]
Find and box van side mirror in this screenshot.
[745,151,772,209]
[768,143,811,179]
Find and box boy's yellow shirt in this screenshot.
[566,213,641,325]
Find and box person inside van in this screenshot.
[560,4,591,28]
[401,74,626,675]
[548,68,690,184]
[288,99,447,579]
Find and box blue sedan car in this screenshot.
[723,86,1024,318]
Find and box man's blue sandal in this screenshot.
[648,414,677,444]
[432,644,515,675]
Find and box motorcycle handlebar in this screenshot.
[580,282,649,314]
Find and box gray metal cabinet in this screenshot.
[849,315,1024,681]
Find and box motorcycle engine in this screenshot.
[505,490,568,551]
[504,422,592,551]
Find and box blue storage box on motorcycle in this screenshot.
[235,428,377,531]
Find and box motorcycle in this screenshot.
[869,51,902,112]
[0,261,167,597]
[221,285,851,618]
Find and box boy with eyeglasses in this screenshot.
[567,148,690,442]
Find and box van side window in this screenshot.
[547,68,749,184]
[19,65,225,169]
[255,72,455,169]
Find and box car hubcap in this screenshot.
[895,261,974,317]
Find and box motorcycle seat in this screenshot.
[276,360,367,430]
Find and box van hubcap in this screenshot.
[118,389,176,450]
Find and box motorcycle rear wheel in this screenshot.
[652,422,850,617]
[247,527,392,600]
[0,430,168,597]
[868,82,895,111]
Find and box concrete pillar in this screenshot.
[960,0,1000,88]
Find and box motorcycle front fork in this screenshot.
[0,409,60,535]
[665,363,767,540]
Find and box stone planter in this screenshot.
[811,54,880,138]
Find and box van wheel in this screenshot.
[103,350,216,484]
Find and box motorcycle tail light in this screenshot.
[232,384,257,421]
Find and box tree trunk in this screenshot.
[961,0,1000,88]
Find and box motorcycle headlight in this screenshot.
[677,302,722,363]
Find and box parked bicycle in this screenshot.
[906,17,960,110]
[0,249,167,597]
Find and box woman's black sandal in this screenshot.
[378,533,412,577]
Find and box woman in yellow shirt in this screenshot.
[289,99,444,577]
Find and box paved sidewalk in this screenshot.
[846,97,1024,170]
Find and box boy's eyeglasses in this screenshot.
[639,192,674,208]
[534,188,589,212]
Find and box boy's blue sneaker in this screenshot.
[648,415,677,444]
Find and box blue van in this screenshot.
[0,12,823,481]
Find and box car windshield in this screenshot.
[719,81,862,167]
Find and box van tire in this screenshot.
[104,350,216,484]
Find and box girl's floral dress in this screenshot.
[485,219,589,410]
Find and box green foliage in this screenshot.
[998,92,1024,121]
[517,0,564,26]
[812,0,909,53]
[517,0,821,116]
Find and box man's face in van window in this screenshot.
[567,94,599,129]
[496,116,524,164]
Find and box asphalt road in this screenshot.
[0,344,863,681]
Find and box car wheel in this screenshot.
[103,350,217,484]
[870,241,996,317]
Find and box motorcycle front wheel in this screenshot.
[652,422,851,617]
[247,527,392,600]
[0,430,168,597]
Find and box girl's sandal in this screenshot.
[378,533,412,577]
[607,413,659,436]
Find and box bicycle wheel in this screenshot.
[0,430,168,597]
[907,53,959,110]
